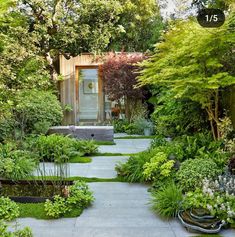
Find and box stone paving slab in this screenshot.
[35,156,129,178]
[98,139,152,154]
[11,183,235,237]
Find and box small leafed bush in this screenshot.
[151,182,183,219]
[44,195,69,218]
[44,181,94,218]
[14,90,63,135]
[0,197,19,221]
[0,221,33,237]
[177,158,220,191]
[0,144,37,180]
[143,151,175,182]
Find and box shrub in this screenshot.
[150,89,209,138]
[112,119,129,133]
[177,158,220,191]
[115,149,155,182]
[44,195,69,218]
[66,181,94,209]
[13,90,63,137]
[44,181,94,218]
[72,140,98,155]
[151,182,183,219]
[25,135,98,163]
[0,197,19,221]
[0,144,37,180]
[133,118,154,135]
[25,135,77,163]
[143,151,175,182]
[14,227,33,237]
[175,132,223,160]
[112,119,149,135]
[0,221,33,237]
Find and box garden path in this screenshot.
[13,138,235,237]
[35,139,152,178]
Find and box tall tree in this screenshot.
[13,0,122,82]
[109,0,164,52]
[138,15,235,140]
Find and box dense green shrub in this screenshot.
[25,135,77,163]
[177,159,221,191]
[112,119,150,135]
[72,140,98,155]
[0,221,33,237]
[6,90,63,138]
[66,181,94,209]
[0,144,37,180]
[143,151,175,182]
[44,181,94,218]
[150,89,209,138]
[0,197,19,221]
[112,119,129,133]
[150,132,228,167]
[115,150,154,182]
[151,182,183,219]
[25,135,98,163]
[175,132,229,167]
[44,195,69,218]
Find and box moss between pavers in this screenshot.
[94,141,116,145]
[114,136,155,139]
[26,176,125,182]
[90,152,130,156]
[69,156,92,163]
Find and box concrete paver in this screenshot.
[98,139,152,154]
[35,156,128,178]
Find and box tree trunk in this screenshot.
[45,52,58,83]
[206,90,221,140]
[125,96,131,122]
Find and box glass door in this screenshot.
[78,68,99,121]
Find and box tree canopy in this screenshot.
[2,0,122,82]
[102,52,147,120]
[139,14,235,139]
[109,0,164,52]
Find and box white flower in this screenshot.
[207,204,212,211]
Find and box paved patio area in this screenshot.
[12,183,235,237]
[98,138,152,154]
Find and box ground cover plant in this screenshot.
[44,181,94,218]
[0,181,94,220]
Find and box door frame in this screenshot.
[75,65,104,123]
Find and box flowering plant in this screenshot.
[183,176,235,224]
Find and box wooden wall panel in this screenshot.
[59,54,103,125]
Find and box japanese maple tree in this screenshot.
[102,52,147,120]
